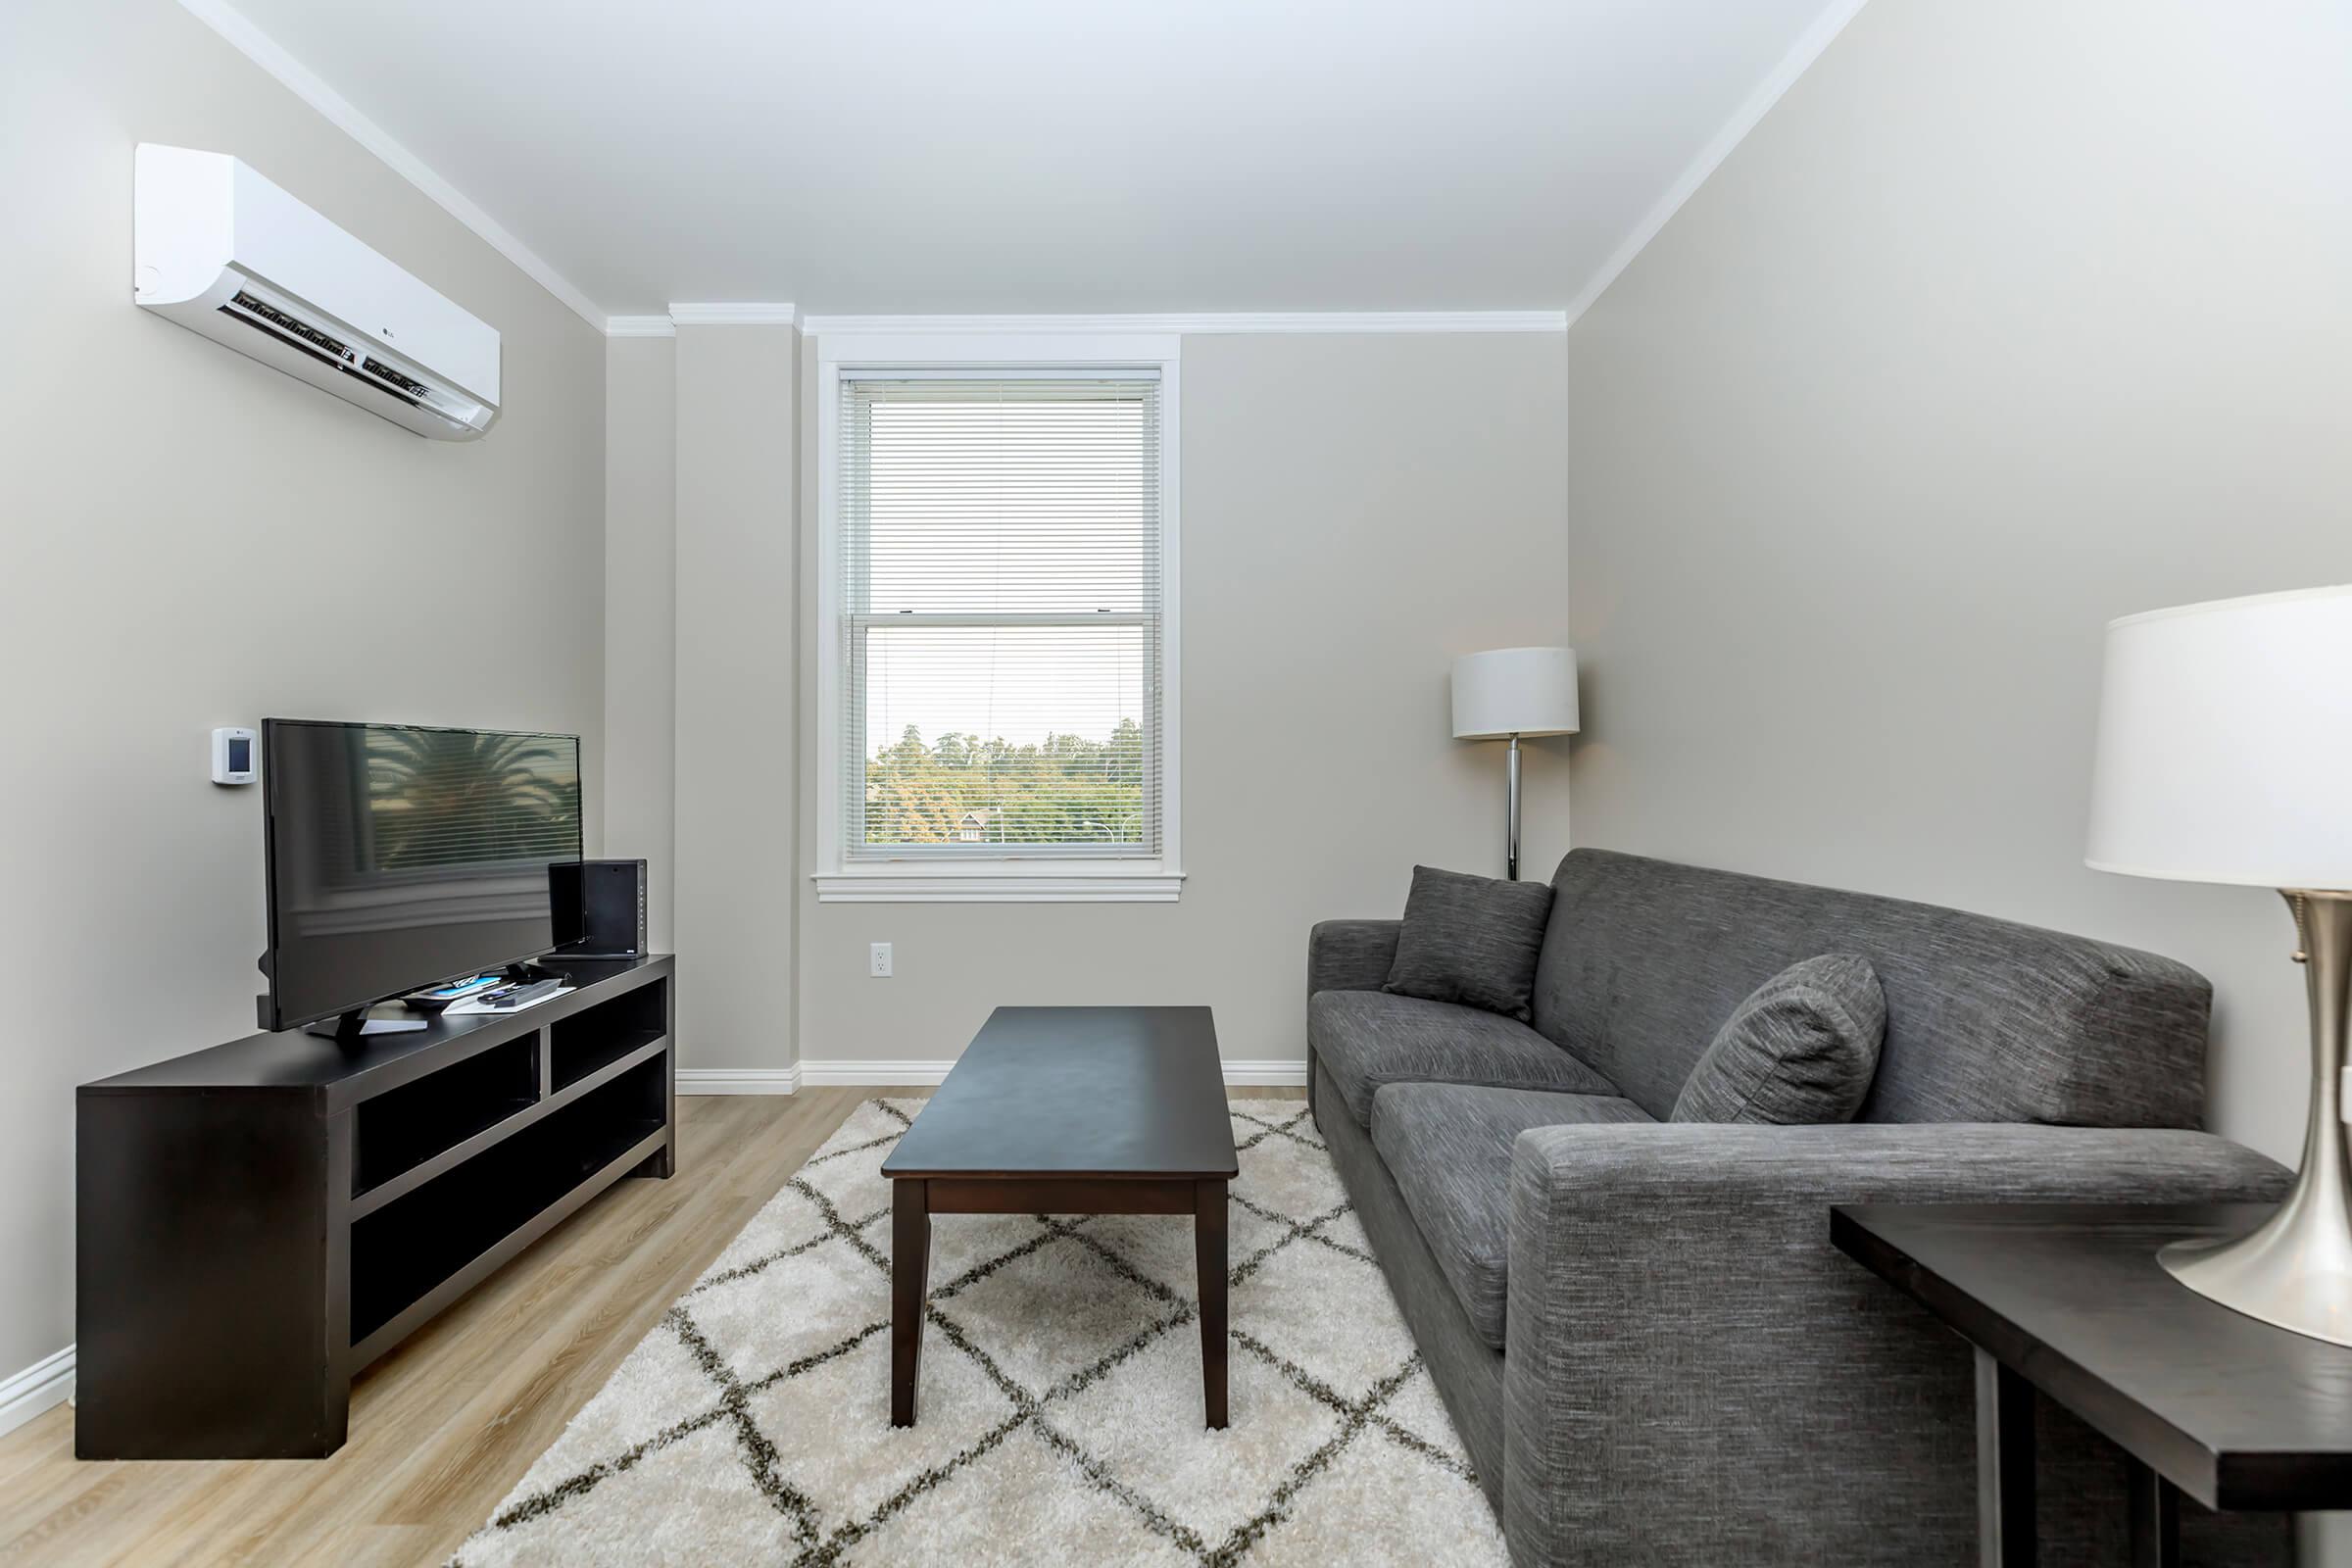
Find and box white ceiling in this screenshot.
[203,0,1859,323]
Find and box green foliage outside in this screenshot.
[865,720,1145,846]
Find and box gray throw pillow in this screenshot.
[1670,955,1886,1124]
[1382,865,1554,1022]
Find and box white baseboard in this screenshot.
[696,1058,1310,1090]
[1218,1059,1311,1087]
[0,1345,74,1439]
[676,1066,802,1096]
[800,1058,956,1086]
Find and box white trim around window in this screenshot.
[812,331,1183,904]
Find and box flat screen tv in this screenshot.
[259,719,584,1034]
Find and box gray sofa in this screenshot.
[1306,849,2294,1567]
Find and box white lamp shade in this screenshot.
[1451,647,1580,740]
[2086,585,2352,890]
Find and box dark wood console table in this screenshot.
[1833,1203,2352,1567]
[76,954,674,1459]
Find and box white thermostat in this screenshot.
[212,726,258,785]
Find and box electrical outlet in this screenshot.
[869,942,894,978]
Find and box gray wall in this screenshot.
[0,0,608,1377]
[605,337,678,950]
[793,331,1571,1069]
[1566,0,2352,1169]
[672,325,799,1072]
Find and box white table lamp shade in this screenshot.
[2086,585,2352,891]
[1452,647,1580,740]
[2086,585,2352,1350]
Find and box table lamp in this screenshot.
[1451,647,1579,880]
[2086,585,2352,1346]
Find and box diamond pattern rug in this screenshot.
[454,1098,1506,1566]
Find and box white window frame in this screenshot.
[812,332,1183,904]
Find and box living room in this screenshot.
[5,0,2349,1563]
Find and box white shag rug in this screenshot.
[454,1098,1506,1566]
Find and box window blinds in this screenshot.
[839,373,1164,858]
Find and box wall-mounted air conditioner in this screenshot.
[133,144,502,440]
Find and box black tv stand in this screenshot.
[308,1005,428,1040]
[304,959,570,1040]
[75,954,675,1459]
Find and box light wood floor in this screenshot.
[0,1084,1304,1567]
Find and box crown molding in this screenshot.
[800,311,1565,337]
[668,303,802,327]
[611,306,803,335]
[173,0,609,332]
[1563,0,1871,326]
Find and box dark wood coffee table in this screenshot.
[881,1005,1238,1429]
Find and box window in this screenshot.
[815,339,1180,903]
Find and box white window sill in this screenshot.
[812,866,1185,904]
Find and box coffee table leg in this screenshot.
[891,1179,929,1427]
[1197,1179,1228,1429]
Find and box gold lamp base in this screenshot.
[2160,891,2352,1346]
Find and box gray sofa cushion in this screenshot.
[1671,955,1886,1124]
[1308,990,1619,1131]
[1372,1084,1651,1350]
[1383,864,1554,1021]
[1528,849,2213,1127]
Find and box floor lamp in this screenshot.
[2087,585,2352,1346]
[1451,647,1579,881]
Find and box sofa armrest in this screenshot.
[1307,918,1401,997]
[1501,1124,2291,1565]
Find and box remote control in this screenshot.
[487,978,562,1009]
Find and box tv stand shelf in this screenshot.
[75,954,674,1460]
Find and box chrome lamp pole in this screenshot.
[1505,733,1523,881]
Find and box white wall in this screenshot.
[1569,12,2351,1548]
[792,331,1571,1070]
[1567,0,2352,1169]
[605,337,678,950]
[0,0,608,1379]
[621,327,1568,1081]
[671,325,799,1072]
